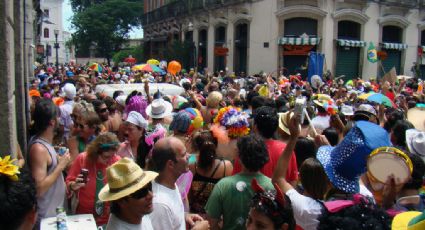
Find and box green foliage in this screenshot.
[112,46,144,64]
[70,0,143,64]
[165,40,193,69]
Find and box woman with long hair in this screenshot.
[188,129,233,215]
[66,132,121,226]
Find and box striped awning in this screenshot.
[336,39,367,47]
[278,37,321,45]
[381,42,408,50]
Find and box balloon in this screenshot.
[167,61,182,75]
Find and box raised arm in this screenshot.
[272,113,300,193]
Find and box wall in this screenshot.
[0,0,19,157]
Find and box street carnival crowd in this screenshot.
[2,60,425,230]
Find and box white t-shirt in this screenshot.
[106,214,153,230]
[286,185,375,230]
[150,180,185,230]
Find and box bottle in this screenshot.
[56,207,68,230]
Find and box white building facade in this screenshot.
[142,0,425,80]
[40,0,74,64]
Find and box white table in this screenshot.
[41,214,99,230]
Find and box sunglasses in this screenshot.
[130,182,152,199]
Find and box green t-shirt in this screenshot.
[204,173,274,230]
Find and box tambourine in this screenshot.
[367,147,413,189]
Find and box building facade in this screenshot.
[39,0,74,64]
[142,0,425,79]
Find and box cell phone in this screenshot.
[57,147,68,156]
[80,168,89,183]
[294,97,307,124]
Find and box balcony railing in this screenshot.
[142,0,253,25]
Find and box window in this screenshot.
[44,28,49,38]
[46,45,52,57]
[43,9,49,18]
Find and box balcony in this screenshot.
[379,0,420,7]
[142,0,253,25]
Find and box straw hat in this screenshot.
[407,107,425,131]
[98,158,158,201]
[278,111,294,135]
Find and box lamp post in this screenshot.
[54,29,60,72]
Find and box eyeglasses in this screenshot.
[130,182,152,199]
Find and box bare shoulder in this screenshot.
[29,143,51,166]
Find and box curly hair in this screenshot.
[318,198,391,230]
[86,132,120,163]
[250,191,295,230]
[254,106,279,139]
[237,134,269,172]
[0,168,37,230]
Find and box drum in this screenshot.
[367,147,413,188]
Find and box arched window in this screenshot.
[44,28,49,38]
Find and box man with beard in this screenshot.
[99,158,158,230]
[150,137,209,230]
[92,99,112,132]
[29,99,70,227]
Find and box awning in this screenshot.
[381,42,408,50]
[278,37,321,46]
[336,39,367,47]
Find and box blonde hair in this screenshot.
[206,91,223,108]
[86,132,120,163]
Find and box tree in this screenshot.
[112,46,144,64]
[70,0,143,65]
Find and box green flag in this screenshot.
[367,42,378,63]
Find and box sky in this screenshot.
[62,0,143,38]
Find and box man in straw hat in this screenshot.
[98,157,158,229]
[150,137,209,230]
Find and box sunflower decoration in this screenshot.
[213,106,250,138]
[0,155,20,181]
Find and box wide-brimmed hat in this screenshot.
[341,105,354,116]
[99,157,158,201]
[406,129,425,161]
[146,98,173,119]
[278,111,294,135]
[392,210,425,230]
[317,121,391,194]
[407,107,425,131]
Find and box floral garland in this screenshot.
[213,106,250,138]
[0,155,20,181]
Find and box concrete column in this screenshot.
[320,0,334,75]
[193,27,199,70]
[362,2,380,80]
[226,22,234,73]
[0,0,18,157]
[15,0,28,155]
[207,23,215,73]
[404,9,419,75]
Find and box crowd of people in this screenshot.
[1,62,425,230]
